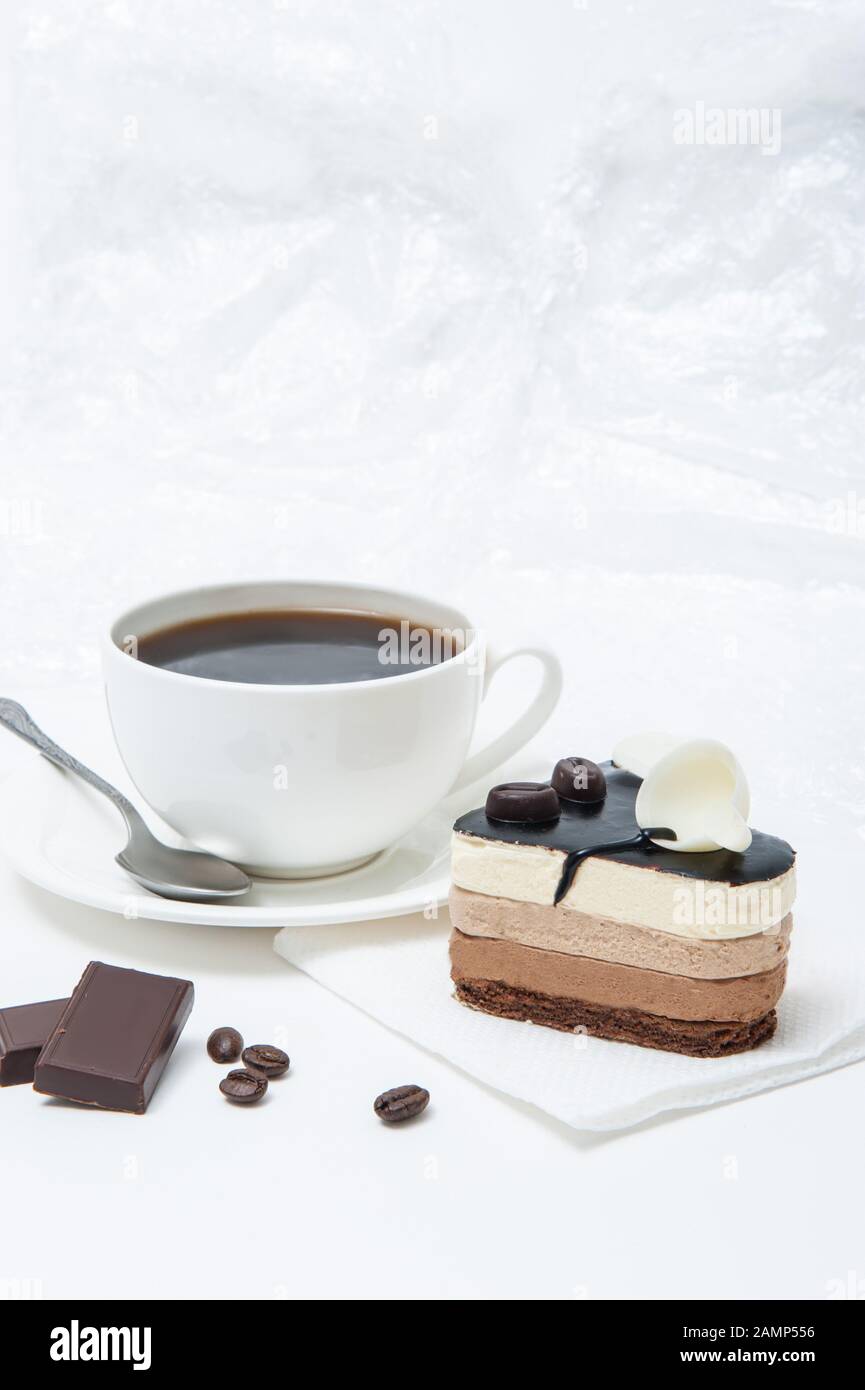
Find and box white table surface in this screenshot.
[1,698,862,1303]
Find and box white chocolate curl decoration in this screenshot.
[612,733,752,854]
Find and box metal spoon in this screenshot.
[0,699,251,903]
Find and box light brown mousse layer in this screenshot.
[449,928,787,1023]
[449,886,792,980]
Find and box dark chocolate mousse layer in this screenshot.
[453,763,794,887]
[452,978,778,1058]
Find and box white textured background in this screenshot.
[3,0,865,811]
[1,0,864,1302]
[3,0,864,831]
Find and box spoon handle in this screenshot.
[0,698,142,830]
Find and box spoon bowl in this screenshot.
[115,843,252,903]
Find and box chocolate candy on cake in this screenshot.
[485,782,560,824]
[551,756,607,804]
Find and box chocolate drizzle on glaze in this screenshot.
[552,826,676,905]
[453,763,796,890]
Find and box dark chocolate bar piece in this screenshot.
[0,998,68,1086]
[34,962,194,1114]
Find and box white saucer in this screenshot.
[0,681,539,929]
[0,748,474,927]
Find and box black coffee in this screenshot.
[135,609,460,685]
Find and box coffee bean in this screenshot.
[207,1026,244,1064]
[485,782,560,824]
[242,1044,290,1078]
[551,756,607,804]
[374,1084,430,1123]
[219,1069,268,1104]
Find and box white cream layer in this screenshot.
[450,832,796,940]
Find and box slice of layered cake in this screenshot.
[449,744,795,1057]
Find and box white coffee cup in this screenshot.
[102,580,562,877]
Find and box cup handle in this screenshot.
[448,646,563,796]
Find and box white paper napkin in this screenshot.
[274,838,865,1131]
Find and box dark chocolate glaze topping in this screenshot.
[454,762,795,887]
